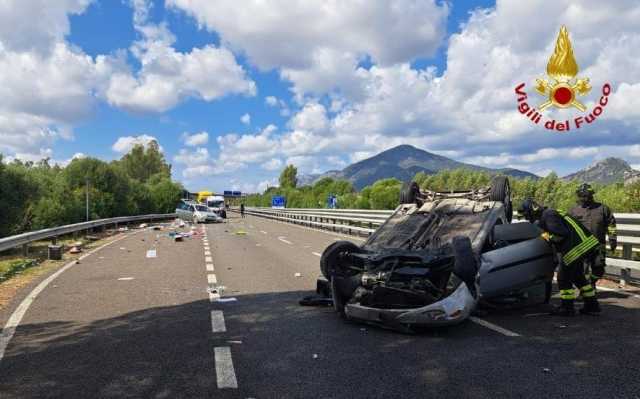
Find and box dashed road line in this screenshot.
[214,347,238,389]
[206,263,214,271]
[208,274,218,284]
[209,292,220,302]
[278,236,293,245]
[211,310,226,333]
[204,250,211,256]
[206,256,213,263]
[469,316,521,337]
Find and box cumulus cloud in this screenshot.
[181,131,209,147]
[102,0,256,113]
[240,113,251,125]
[261,158,282,171]
[112,134,159,153]
[200,0,640,179]
[0,0,254,163]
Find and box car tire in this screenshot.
[399,181,420,205]
[452,235,478,292]
[490,176,513,222]
[320,241,361,280]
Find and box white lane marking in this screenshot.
[278,236,293,245]
[256,243,262,247]
[209,292,220,302]
[206,263,215,271]
[312,252,322,257]
[469,316,521,337]
[260,231,267,235]
[204,250,211,256]
[0,231,134,363]
[211,310,226,333]
[146,249,157,258]
[117,277,135,281]
[205,256,213,263]
[214,347,238,389]
[208,274,218,284]
[597,286,640,300]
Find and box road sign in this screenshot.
[272,196,286,208]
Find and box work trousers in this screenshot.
[557,252,596,300]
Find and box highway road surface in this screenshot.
[1,214,640,398]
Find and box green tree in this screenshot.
[279,165,298,189]
[117,141,171,183]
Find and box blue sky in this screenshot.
[1,0,639,193]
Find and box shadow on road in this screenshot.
[1,288,640,399]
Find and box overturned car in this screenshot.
[311,177,557,330]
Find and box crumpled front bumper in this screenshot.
[344,282,477,327]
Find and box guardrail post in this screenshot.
[51,236,57,245]
[22,244,29,256]
[621,243,633,286]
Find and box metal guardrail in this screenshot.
[245,207,640,285]
[0,213,177,253]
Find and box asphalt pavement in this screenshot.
[1,214,640,398]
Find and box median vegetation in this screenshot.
[0,141,183,238]
[245,166,640,212]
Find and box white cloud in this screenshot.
[181,131,209,146]
[173,147,210,165]
[265,96,278,107]
[240,113,251,125]
[261,158,282,171]
[102,2,256,113]
[112,134,159,153]
[167,0,449,68]
[0,0,91,53]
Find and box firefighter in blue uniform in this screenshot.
[519,199,601,316]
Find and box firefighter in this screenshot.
[569,183,617,287]
[519,199,601,316]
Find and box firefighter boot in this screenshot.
[579,297,601,315]
[550,299,576,316]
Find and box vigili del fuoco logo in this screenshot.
[514,26,611,132]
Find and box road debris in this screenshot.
[216,297,237,303]
[119,247,126,250]
[146,249,157,258]
[139,223,148,228]
[69,246,82,254]
[294,272,302,277]
[543,368,551,373]
[312,354,319,359]
[227,340,243,344]
[235,230,247,235]
[118,277,135,281]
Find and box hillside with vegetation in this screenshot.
[245,166,640,213]
[0,141,183,238]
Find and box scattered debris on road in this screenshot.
[312,354,319,359]
[543,368,551,373]
[117,277,135,281]
[139,223,148,228]
[146,250,157,258]
[294,272,302,277]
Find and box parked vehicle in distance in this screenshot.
[205,195,227,218]
[175,199,223,223]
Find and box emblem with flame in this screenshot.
[535,26,591,112]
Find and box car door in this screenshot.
[478,222,556,299]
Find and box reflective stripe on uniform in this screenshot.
[560,212,588,241]
[608,226,617,235]
[563,236,599,265]
[579,284,595,298]
[560,289,576,300]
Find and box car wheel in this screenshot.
[399,181,420,205]
[490,176,513,223]
[320,241,361,280]
[452,235,478,292]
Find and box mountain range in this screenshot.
[298,145,538,190]
[298,145,638,189]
